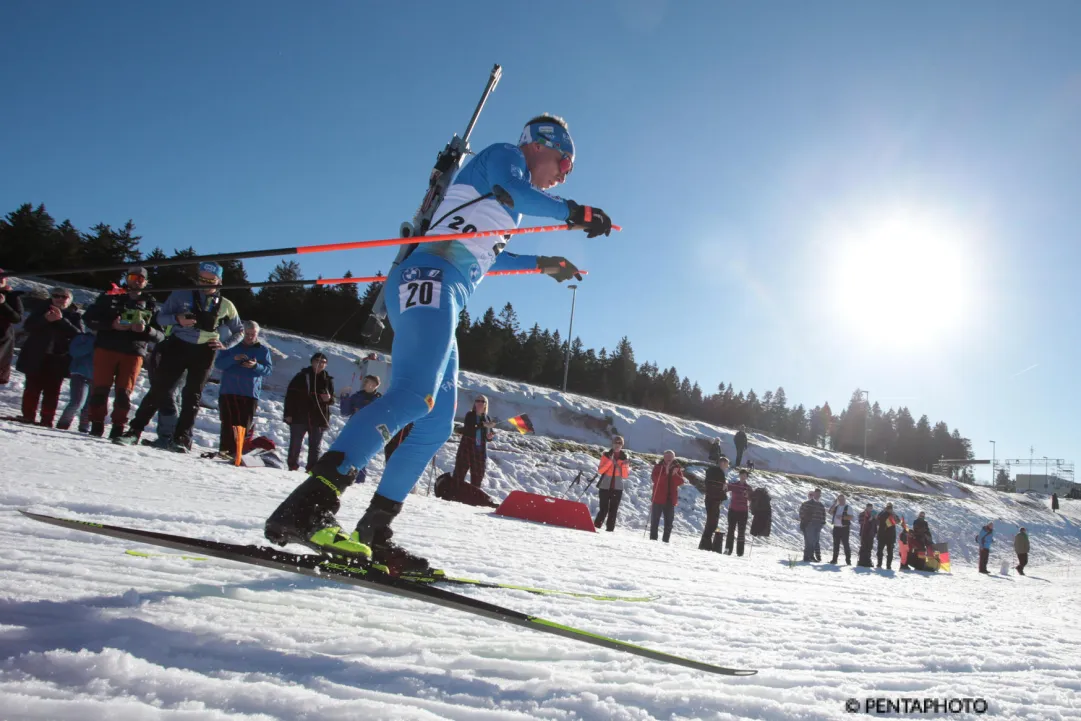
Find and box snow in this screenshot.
[3,276,1081,719]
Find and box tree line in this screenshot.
[1,203,975,476]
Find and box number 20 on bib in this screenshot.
[398,267,443,312]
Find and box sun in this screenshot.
[825,206,974,347]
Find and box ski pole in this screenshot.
[3,225,617,279]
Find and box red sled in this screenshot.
[494,491,596,533]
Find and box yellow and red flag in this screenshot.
[506,414,534,435]
[931,542,951,572]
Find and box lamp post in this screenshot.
[858,390,870,460]
[561,284,578,393]
[990,440,996,488]
[1044,456,1049,489]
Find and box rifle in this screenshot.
[361,64,503,343]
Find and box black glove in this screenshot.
[537,255,583,282]
[566,200,613,238]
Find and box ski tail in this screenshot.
[20,510,755,677]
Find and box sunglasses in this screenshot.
[196,275,220,285]
[126,273,146,284]
[52,294,69,299]
[558,152,573,176]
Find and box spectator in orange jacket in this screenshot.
[594,436,629,532]
[650,450,683,542]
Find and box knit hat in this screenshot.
[311,352,328,362]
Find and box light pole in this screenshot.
[858,390,870,460]
[561,284,578,393]
[990,440,996,488]
[1044,456,1049,489]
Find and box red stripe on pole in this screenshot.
[295,223,620,256]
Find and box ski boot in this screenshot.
[264,451,370,559]
[90,421,106,438]
[109,423,126,440]
[113,428,141,445]
[355,493,438,578]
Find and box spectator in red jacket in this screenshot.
[649,451,683,543]
[725,468,752,555]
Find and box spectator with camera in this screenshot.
[116,262,243,451]
[214,320,273,457]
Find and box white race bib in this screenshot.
[398,266,443,312]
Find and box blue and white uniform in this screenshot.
[329,142,571,501]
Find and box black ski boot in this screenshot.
[355,493,436,578]
[109,424,126,440]
[264,451,370,558]
[90,422,106,438]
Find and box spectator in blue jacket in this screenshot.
[977,522,994,574]
[339,374,382,417]
[57,330,96,432]
[214,320,273,456]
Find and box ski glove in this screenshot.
[537,255,583,283]
[566,200,613,238]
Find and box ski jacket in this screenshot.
[912,518,933,546]
[977,526,994,549]
[828,503,853,528]
[340,389,381,417]
[703,466,728,502]
[651,461,684,506]
[734,430,748,450]
[859,511,877,542]
[214,342,273,399]
[67,332,96,378]
[85,290,164,358]
[0,289,23,341]
[727,480,751,512]
[1052,494,1059,510]
[461,410,495,452]
[1014,531,1029,554]
[284,367,336,428]
[16,304,85,375]
[414,143,571,294]
[799,499,826,528]
[876,511,899,540]
[156,290,243,347]
[597,450,629,491]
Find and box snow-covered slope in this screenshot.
[4,276,1081,718]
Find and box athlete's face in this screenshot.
[528,144,570,190]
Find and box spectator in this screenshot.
[750,486,772,537]
[16,287,85,426]
[0,272,25,386]
[725,468,751,555]
[1052,493,1059,512]
[907,511,934,571]
[144,341,184,449]
[1014,527,1029,576]
[876,502,899,570]
[56,330,95,432]
[649,450,683,542]
[285,352,335,471]
[340,375,382,417]
[594,436,629,532]
[117,262,243,451]
[84,267,163,438]
[699,454,729,550]
[977,522,994,574]
[799,488,826,563]
[451,395,496,488]
[214,320,273,457]
[828,493,853,565]
[708,438,723,462]
[857,503,876,567]
[734,426,749,467]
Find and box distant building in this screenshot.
[1015,474,1078,495]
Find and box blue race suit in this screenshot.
[329,143,571,501]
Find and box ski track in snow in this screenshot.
[1,284,1080,719]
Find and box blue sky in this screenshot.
[3,1,1080,481]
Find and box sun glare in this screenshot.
[825,207,974,347]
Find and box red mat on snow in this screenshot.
[494,490,596,532]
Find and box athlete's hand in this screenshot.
[207,339,224,350]
[537,255,582,283]
[566,200,613,238]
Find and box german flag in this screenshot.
[931,542,951,572]
[506,414,534,435]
